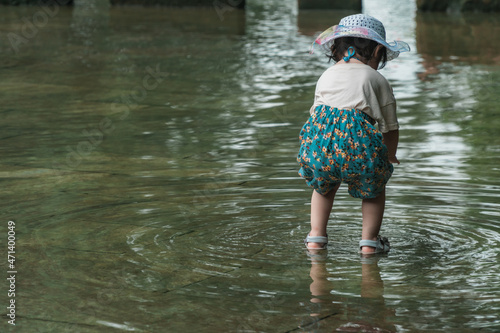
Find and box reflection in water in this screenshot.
[302,253,396,332]
[416,12,500,66]
[70,0,110,68]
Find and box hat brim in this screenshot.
[312,25,410,61]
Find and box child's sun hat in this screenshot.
[311,14,410,61]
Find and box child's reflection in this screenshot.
[303,251,396,332]
[308,252,334,317]
[360,255,385,299]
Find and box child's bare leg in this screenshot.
[308,186,339,249]
[361,188,385,253]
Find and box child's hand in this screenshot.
[389,156,400,164]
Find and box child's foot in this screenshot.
[361,245,378,254]
[359,236,390,254]
[304,233,328,250]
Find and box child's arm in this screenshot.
[382,130,400,164]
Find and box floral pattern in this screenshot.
[297,105,393,199]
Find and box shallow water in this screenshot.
[1,0,500,332]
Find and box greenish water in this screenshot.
[1,0,499,332]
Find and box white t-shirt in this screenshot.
[310,62,398,133]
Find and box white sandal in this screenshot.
[304,234,328,250]
[359,236,390,254]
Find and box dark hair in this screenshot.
[328,37,388,69]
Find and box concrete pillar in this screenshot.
[298,0,361,11]
[73,0,109,9]
[71,0,110,67]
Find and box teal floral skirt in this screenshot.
[297,105,393,199]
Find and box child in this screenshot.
[297,14,410,254]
